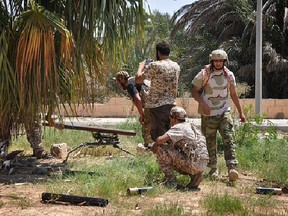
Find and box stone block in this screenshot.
[50,143,68,159]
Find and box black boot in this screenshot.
[186,172,203,191]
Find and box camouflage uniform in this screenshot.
[155,122,209,182]
[122,76,153,145]
[192,67,238,169]
[142,108,153,144]
[143,59,180,141]
[24,121,46,158]
[140,79,153,144]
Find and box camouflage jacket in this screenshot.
[166,122,209,160]
[143,59,180,108]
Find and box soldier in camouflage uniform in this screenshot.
[115,71,153,145]
[151,106,209,190]
[0,121,50,160]
[24,121,51,159]
[136,41,180,141]
[191,49,246,182]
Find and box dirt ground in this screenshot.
[0,155,287,216]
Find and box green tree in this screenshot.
[0,0,145,152]
[171,0,288,98]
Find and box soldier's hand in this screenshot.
[240,113,246,123]
[150,143,158,153]
[202,104,210,115]
[139,114,144,125]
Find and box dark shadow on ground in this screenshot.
[0,155,65,184]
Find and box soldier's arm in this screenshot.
[133,93,144,124]
[230,85,246,122]
[135,60,146,84]
[191,86,210,115]
[150,133,170,153]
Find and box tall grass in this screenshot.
[234,110,288,185]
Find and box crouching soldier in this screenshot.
[151,106,209,190]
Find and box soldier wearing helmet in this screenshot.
[115,71,153,146]
[191,49,246,182]
[150,106,209,190]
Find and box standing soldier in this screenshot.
[115,71,153,146]
[191,49,246,182]
[24,121,51,159]
[136,41,180,141]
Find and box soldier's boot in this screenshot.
[161,171,178,188]
[228,165,238,182]
[186,172,203,191]
[208,167,219,179]
[33,148,52,159]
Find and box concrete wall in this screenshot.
[60,98,288,119]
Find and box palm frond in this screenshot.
[0,32,18,132]
[15,2,74,122]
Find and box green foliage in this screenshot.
[141,202,190,216]
[234,105,265,148]
[234,106,288,185]
[202,193,245,215]
[0,0,145,137]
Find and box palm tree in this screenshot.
[0,0,145,155]
[171,0,288,98]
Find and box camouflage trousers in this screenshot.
[201,111,238,169]
[156,144,208,181]
[142,108,153,145]
[149,104,175,141]
[24,121,43,153]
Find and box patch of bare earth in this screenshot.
[0,156,287,216]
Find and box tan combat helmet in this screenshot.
[170,106,187,120]
[209,49,228,62]
[115,71,129,81]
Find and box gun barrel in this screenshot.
[43,122,136,136]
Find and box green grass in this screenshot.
[6,116,288,215]
[141,202,191,216]
[202,193,246,215]
[46,154,163,202]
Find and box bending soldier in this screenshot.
[115,71,153,146]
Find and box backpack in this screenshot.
[199,65,231,94]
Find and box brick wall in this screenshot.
[60,98,288,119]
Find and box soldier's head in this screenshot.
[156,41,170,60]
[115,71,130,90]
[209,49,228,70]
[170,106,187,125]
